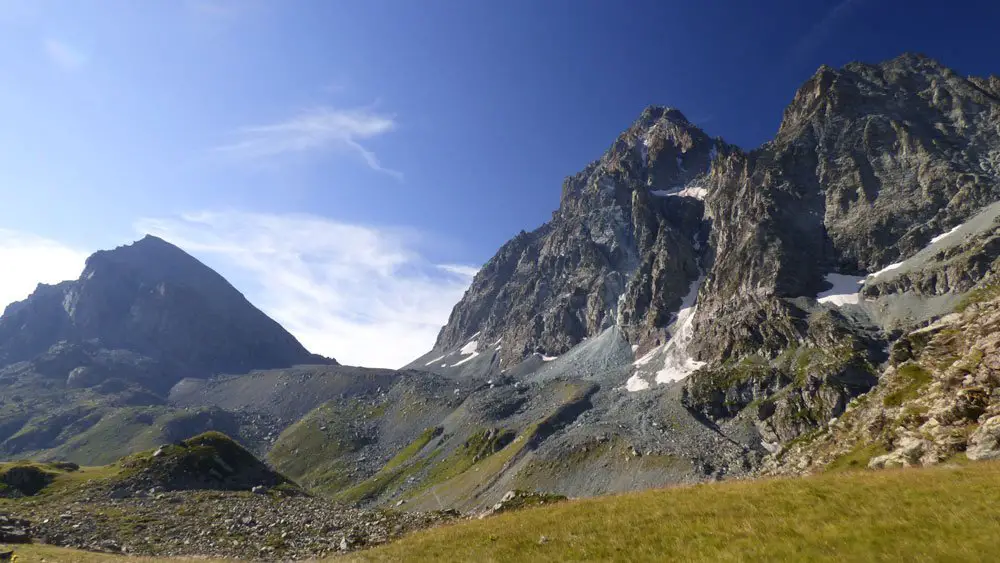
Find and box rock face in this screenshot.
[434,107,722,366]
[764,281,1000,474]
[0,514,31,544]
[0,235,332,385]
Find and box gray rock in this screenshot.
[966,416,1000,460]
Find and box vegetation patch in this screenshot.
[422,428,517,489]
[383,427,443,472]
[825,442,887,473]
[955,279,1000,313]
[0,462,57,497]
[491,489,567,514]
[334,451,439,504]
[267,399,380,493]
[883,364,933,407]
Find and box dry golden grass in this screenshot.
[343,461,1000,562]
[1,543,231,562]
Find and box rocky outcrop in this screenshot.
[113,431,296,494]
[966,415,1000,460]
[441,54,1000,367]
[0,514,31,544]
[482,489,567,517]
[764,280,1000,474]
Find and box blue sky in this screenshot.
[1,0,998,367]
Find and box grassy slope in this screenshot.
[345,461,1000,562]
[0,461,119,498]
[0,544,231,562]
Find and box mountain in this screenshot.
[341,52,1000,508]
[0,235,332,385]
[0,235,337,462]
[432,53,1000,373]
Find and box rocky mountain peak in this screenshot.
[635,105,691,127]
[432,103,724,367]
[0,235,333,385]
[425,53,1000,390]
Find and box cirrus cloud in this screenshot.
[215,106,403,180]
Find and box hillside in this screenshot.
[12,459,1000,562]
[0,432,454,560]
[346,460,1000,563]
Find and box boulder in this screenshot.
[967,416,1000,461]
[0,514,31,543]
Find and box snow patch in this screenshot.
[625,374,650,392]
[654,275,707,384]
[672,186,707,200]
[541,354,558,362]
[816,273,865,306]
[931,224,963,244]
[452,351,480,367]
[650,186,707,200]
[631,344,639,352]
[867,262,904,279]
[459,339,478,355]
[425,354,446,366]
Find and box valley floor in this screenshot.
[10,459,1000,562]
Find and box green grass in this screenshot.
[423,428,516,486]
[955,279,1000,313]
[824,442,887,472]
[0,461,119,498]
[383,427,442,472]
[883,364,933,407]
[334,451,439,504]
[267,399,380,493]
[40,406,237,466]
[344,460,1000,562]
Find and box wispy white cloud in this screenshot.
[0,229,88,312]
[215,106,403,180]
[43,38,88,71]
[135,211,476,368]
[437,264,480,278]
